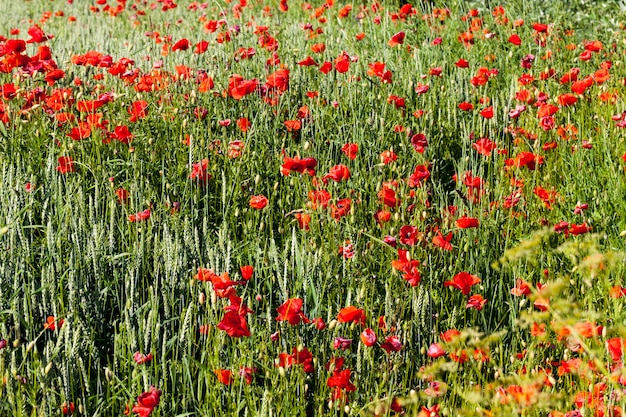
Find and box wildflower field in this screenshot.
[3,0,626,415]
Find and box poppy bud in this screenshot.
[104,367,114,382]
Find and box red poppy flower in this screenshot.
[249,195,268,210]
[281,155,317,176]
[367,62,386,77]
[132,386,161,417]
[506,151,544,170]
[399,225,420,246]
[334,53,350,73]
[607,337,626,362]
[510,279,532,296]
[530,322,546,337]
[294,213,311,230]
[360,328,377,347]
[194,40,209,54]
[239,367,256,384]
[466,294,487,310]
[400,261,421,286]
[327,369,356,392]
[284,119,301,132]
[240,265,254,281]
[432,230,453,251]
[276,298,309,325]
[569,223,591,235]
[609,286,626,299]
[388,31,405,47]
[330,198,351,220]
[237,117,251,132]
[380,150,397,164]
[479,106,494,119]
[427,342,446,358]
[410,133,428,153]
[61,402,75,415]
[378,187,398,208]
[275,347,311,372]
[458,101,474,111]
[440,329,461,342]
[322,164,350,183]
[508,34,522,45]
[557,93,578,107]
[534,298,549,311]
[463,171,483,189]
[44,315,64,331]
[195,268,217,283]
[217,311,251,337]
[387,95,405,109]
[128,100,148,122]
[298,56,318,66]
[455,58,469,68]
[26,25,53,43]
[228,75,259,100]
[337,306,366,325]
[312,317,325,330]
[333,337,353,350]
[311,43,326,53]
[308,190,331,210]
[444,272,480,295]
[380,335,403,352]
[338,4,352,18]
[110,125,133,145]
[206,272,241,298]
[189,159,211,184]
[172,38,190,51]
[266,69,289,93]
[533,186,557,210]
[341,143,358,160]
[571,76,593,95]
[128,209,150,223]
[472,138,496,156]
[391,248,417,271]
[133,352,153,365]
[214,369,233,385]
[56,156,75,174]
[407,165,430,187]
[224,295,253,316]
[456,215,479,229]
[67,122,91,141]
[319,61,333,74]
